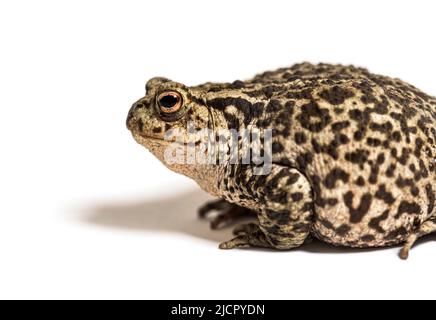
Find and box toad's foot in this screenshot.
[399,216,436,260]
[219,223,270,249]
[198,199,255,230]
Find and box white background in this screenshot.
[0,0,435,300]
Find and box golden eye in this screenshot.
[157,91,183,113]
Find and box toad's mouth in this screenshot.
[134,132,171,145]
[138,133,165,142]
[137,132,204,147]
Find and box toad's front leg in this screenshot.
[218,164,314,250]
[198,199,256,229]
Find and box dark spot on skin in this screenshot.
[353,130,365,141]
[286,89,313,100]
[294,132,307,145]
[345,149,368,168]
[208,97,265,127]
[361,235,375,242]
[257,118,272,128]
[395,201,421,219]
[319,219,335,230]
[251,174,267,192]
[344,192,372,223]
[418,160,429,179]
[391,131,402,142]
[409,163,416,172]
[385,227,408,241]
[249,102,266,126]
[397,148,411,166]
[376,153,385,165]
[429,162,435,173]
[296,152,313,172]
[414,138,424,157]
[319,86,355,105]
[331,120,350,131]
[375,185,395,205]
[269,190,288,204]
[302,202,314,213]
[265,209,291,226]
[272,142,284,153]
[326,198,339,206]
[287,173,300,185]
[368,165,379,184]
[373,96,389,115]
[231,80,245,89]
[310,174,338,208]
[386,164,396,178]
[324,168,350,189]
[417,116,432,134]
[349,108,370,141]
[277,158,292,167]
[338,134,350,144]
[224,112,240,130]
[395,176,414,189]
[389,112,402,121]
[134,102,144,110]
[368,210,389,233]
[274,124,291,138]
[354,81,377,104]
[367,137,382,147]
[265,86,287,99]
[355,176,365,186]
[311,138,339,160]
[228,165,236,178]
[291,223,309,233]
[264,168,292,191]
[369,121,393,134]
[290,192,304,202]
[266,100,282,113]
[411,187,420,197]
[152,126,162,133]
[425,184,434,215]
[336,224,351,236]
[296,100,331,133]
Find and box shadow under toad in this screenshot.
[82,188,435,255]
[83,189,232,243]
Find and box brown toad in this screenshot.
[126,63,435,259]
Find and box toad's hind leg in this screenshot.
[400,216,436,260]
[218,164,314,250]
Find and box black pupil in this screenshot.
[159,95,178,109]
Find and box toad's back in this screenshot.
[242,63,436,247]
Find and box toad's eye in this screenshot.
[157,91,183,113]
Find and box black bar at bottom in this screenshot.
[135,301,299,319]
